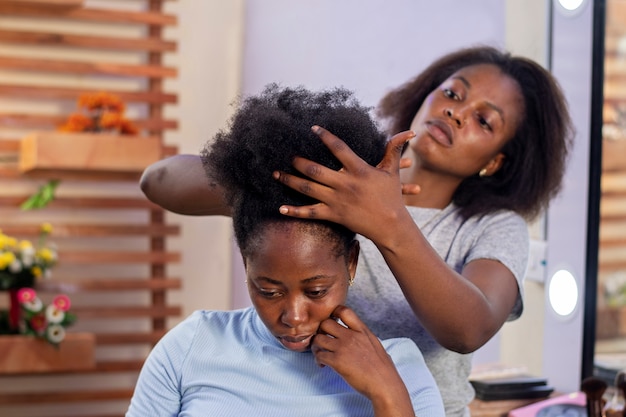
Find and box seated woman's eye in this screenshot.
[259,289,282,298]
[306,289,328,298]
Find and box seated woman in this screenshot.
[125,85,444,417]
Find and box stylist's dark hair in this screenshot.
[201,84,386,257]
[378,45,574,221]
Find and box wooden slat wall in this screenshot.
[0,1,180,416]
[599,1,626,278]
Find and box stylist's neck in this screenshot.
[402,169,458,209]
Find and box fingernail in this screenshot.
[279,206,288,214]
[311,125,321,134]
[272,171,280,180]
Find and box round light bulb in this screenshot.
[548,269,579,317]
[558,0,585,10]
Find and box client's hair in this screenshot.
[201,84,386,258]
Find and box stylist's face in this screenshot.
[245,223,357,352]
[409,63,524,178]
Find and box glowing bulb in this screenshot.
[558,0,585,11]
[548,269,579,317]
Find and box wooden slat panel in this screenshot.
[0,5,177,26]
[95,330,166,345]
[0,29,177,52]
[0,139,19,152]
[57,250,180,264]
[0,224,180,238]
[0,84,177,104]
[0,388,134,405]
[94,360,144,373]
[38,278,182,292]
[0,166,145,181]
[0,56,177,78]
[0,195,156,209]
[0,112,177,130]
[72,305,181,319]
[0,0,83,7]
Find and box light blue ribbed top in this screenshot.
[126,307,444,417]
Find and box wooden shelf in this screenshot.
[0,333,95,375]
[19,132,162,175]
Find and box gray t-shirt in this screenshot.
[346,203,529,417]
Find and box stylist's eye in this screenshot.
[443,88,459,100]
[477,115,492,131]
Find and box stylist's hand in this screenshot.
[273,126,419,243]
[312,306,414,417]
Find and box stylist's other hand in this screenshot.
[274,126,419,243]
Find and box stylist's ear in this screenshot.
[480,152,506,177]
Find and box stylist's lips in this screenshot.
[426,119,453,146]
[279,334,313,351]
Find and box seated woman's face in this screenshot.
[244,222,357,352]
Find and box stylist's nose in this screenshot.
[444,107,464,128]
[281,296,307,328]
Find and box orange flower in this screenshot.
[119,118,139,135]
[99,111,123,130]
[78,92,125,113]
[58,113,93,132]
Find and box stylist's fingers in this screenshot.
[399,157,412,169]
[310,125,365,171]
[376,130,416,172]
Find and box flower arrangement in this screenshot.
[0,223,57,290]
[13,288,76,345]
[59,91,138,135]
[0,223,75,346]
[21,92,139,210]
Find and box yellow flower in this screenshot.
[37,248,55,263]
[19,240,33,251]
[0,252,16,269]
[40,223,53,234]
[6,237,17,248]
[31,265,42,278]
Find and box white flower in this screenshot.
[46,324,65,344]
[22,297,43,313]
[21,254,34,268]
[8,259,22,273]
[45,304,65,323]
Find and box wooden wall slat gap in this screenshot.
[57,250,180,263]
[71,305,181,319]
[0,5,177,26]
[0,29,177,53]
[0,224,180,237]
[0,56,177,78]
[0,84,178,104]
[0,112,178,130]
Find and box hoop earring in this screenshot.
[479,168,488,177]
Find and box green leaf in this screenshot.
[20,180,60,211]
